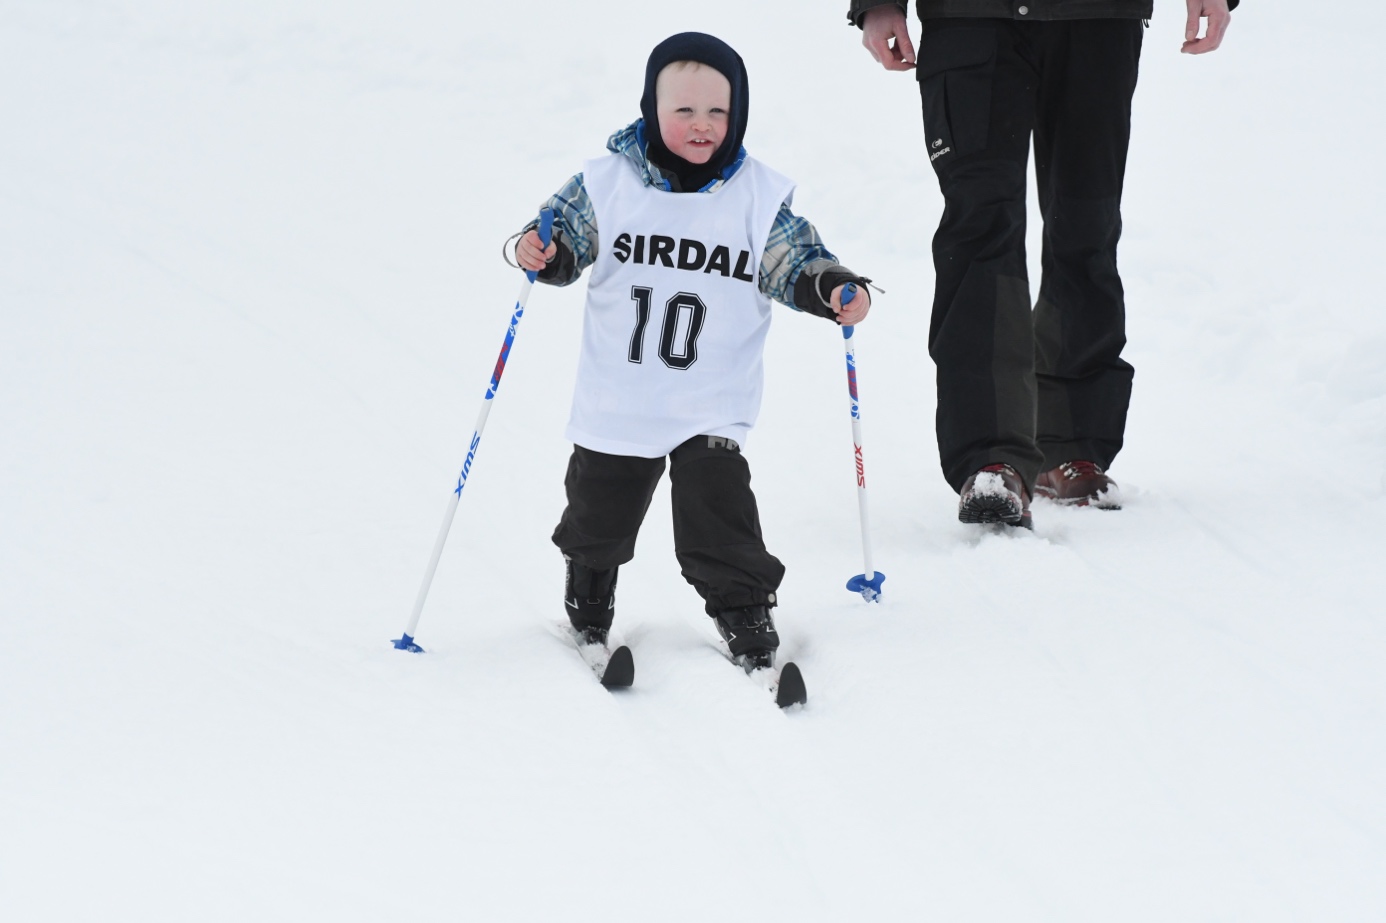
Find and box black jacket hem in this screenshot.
[849,0,1238,27]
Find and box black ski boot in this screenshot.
[564,556,617,646]
[712,604,780,672]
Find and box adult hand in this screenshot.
[515,229,556,272]
[832,284,871,325]
[1182,0,1231,54]
[861,5,916,72]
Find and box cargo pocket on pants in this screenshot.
[916,27,997,166]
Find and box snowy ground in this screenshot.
[2,1,1384,920]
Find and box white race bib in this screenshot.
[565,154,795,458]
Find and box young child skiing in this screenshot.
[512,32,872,683]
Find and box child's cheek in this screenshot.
[659,120,682,151]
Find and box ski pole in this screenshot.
[393,207,555,652]
[840,283,885,603]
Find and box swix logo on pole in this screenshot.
[455,432,483,494]
[855,443,865,487]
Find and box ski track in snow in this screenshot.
[2,2,1385,920]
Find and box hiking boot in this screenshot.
[1035,461,1122,510]
[958,464,1033,529]
[711,604,780,668]
[564,556,617,645]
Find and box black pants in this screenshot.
[918,17,1143,492]
[551,436,784,615]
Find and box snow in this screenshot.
[2,1,1384,919]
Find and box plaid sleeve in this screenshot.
[759,202,838,309]
[526,174,599,286]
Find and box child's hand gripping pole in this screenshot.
[841,284,885,603]
[393,208,555,652]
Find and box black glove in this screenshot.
[793,265,872,323]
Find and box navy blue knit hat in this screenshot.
[639,32,749,192]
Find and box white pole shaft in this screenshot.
[401,277,534,640]
[844,326,875,581]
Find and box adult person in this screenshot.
[848,0,1233,528]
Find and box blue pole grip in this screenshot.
[840,282,858,338]
[537,207,555,248]
[525,208,556,283]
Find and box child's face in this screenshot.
[655,63,731,165]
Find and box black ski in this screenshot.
[600,645,634,688]
[774,662,807,708]
[572,630,634,688]
[731,652,807,709]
